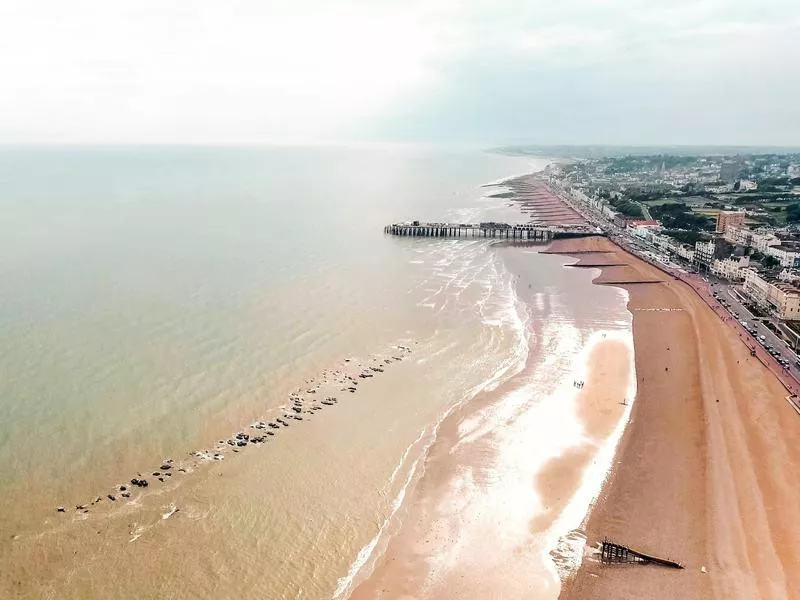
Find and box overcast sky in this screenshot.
[1,0,798,145]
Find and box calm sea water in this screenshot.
[0,145,630,599]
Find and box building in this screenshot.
[715,211,745,234]
[694,240,716,266]
[711,256,750,281]
[735,179,758,192]
[725,226,781,253]
[675,244,695,262]
[626,219,659,229]
[719,160,742,182]
[744,269,772,307]
[752,231,782,253]
[743,270,800,320]
[613,214,631,228]
[772,283,800,320]
[766,246,800,268]
[723,225,752,246]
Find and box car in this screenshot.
[759,335,767,341]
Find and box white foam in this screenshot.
[545,298,638,584]
[332,429,429,600]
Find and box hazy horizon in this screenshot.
[2,0,799,146]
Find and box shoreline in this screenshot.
[552,235,800,600]
[348,240,637,599]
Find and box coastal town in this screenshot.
[545,153,800,378]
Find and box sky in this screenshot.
[1,0,799,146]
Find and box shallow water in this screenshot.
[0,146,633,599]
[0,145,553,596]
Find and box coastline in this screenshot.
[553,235,800,600]
[348,240,637,599]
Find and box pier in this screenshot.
[383,221,598,241]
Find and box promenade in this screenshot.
[613,236,800,412]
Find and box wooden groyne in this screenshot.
[601,540,684,569]
[384,221,598,241]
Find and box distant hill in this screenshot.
[489,145,800,159]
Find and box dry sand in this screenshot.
[553,236,800,600]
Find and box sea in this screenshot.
[0,144,633,598]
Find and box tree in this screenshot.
[762,255,780,268]
[786,203,800,223]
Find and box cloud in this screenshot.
[0,0,443,142]
[0,0,798,144]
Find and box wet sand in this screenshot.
[553,236,800,600]
[349,244,635,599]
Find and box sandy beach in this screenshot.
[503,174,585,226]
[553,236,800,600]
[348,241,637,600]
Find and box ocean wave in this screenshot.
[331,428,429,600]
[544,321,638,585]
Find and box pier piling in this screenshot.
[384,221,596,241]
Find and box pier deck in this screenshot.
[384,221,599,241]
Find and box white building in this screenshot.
[675,244,695,262]
[737,179,758,192]
[711,256,750,281]
[723,225,751,246]
[753,232,782,253]
[744,269,771,307]
[765,246,800,268]
[724,226,781,253]
[743,269,800,320]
